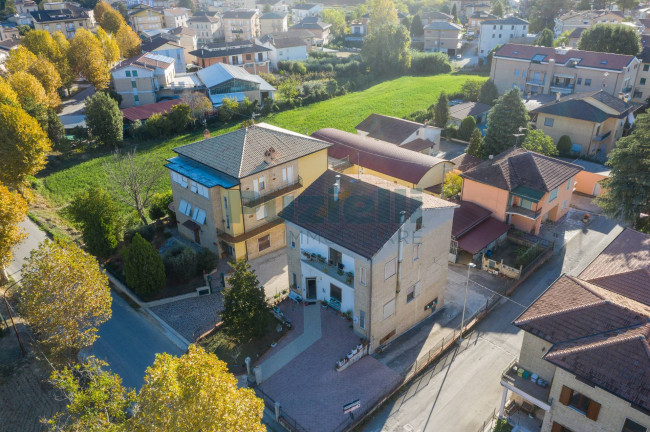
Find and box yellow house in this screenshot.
[30,3,95,38]
[128,5,164,33]
[165,123,331,261]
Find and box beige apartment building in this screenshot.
[498,228,650,432]
[554,9,625,36]
[423,21,463,55]
[490,44,640,98]
[260,11,288,35]
[166,123,331,262]
[633,47,650,102]
[280,171,457,352]
[188,12,221,44]
[128,5,165,32]
[111,52,175,107]
[222,9,260,42]
[30,3,95,38]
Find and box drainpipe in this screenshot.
[395,210,406,294]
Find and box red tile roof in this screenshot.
[121,99,182,121]
[451,200,492,238]
[457,217,509,254]
[494,43,637,71]
[451,153,483,173]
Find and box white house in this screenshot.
[258,32,308,69]
[163,7,189,28]
[478,16,529,57]
[291,3,321,22]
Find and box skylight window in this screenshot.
[532,54,547,62]
[513,50,519,54]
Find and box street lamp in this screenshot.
[459,262,477,343]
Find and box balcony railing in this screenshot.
[301,251,354,288]
[500,360,552,411]
[549,82,574,90]
[506,204,542,220]
[241,176,303,207]
[591,130,611,142]
[622,86,633,93]
[525,79,545,87]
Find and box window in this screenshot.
[544,117,554,127]
[359,310,365,329]
[384,258,397,279]
[559,386,600,420]
[197,184,209,198]
[413,244,420,261]
[258,52,264,61]
[256,205,266,221]
[585,78,592,86]
[132,70,138,77]
[171,172,188,188]
[290,232,296,248]
[577,77,582,85]
[498,34,502,38]
[514,69,519,76]
[622,418,647,432]
[258,176,266,190]
[415,216,422,231]
[383,299,395,320]
[562,200,567,211]
[644,64,649,71]
[258,234,271,251]
[549,187,558,202]
[571,143,582,153]
[192,207,206,225]
[551,423,574,432]
[359,267,367,285]
[131,81,136,88]
[406,285,415,303]
[178,199,191,216]
[223,197,230,229]
[283,194,294,207]
[641,78,647,85]
[126,70,131,77]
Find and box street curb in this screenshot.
[144,308,191,351]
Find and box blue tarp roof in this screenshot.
[165,156,239,188]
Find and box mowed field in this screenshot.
[40,74,483,215]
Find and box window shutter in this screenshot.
[551,423,562,432]
[586,400,601,421]
[559,386,572,406]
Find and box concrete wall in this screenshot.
[461,178,511,221]
[423,28,461,53]
[478,23,528,56]
[517,332,556,384]
[260,17,287,35]
[575,170,606,196]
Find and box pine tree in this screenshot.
[467,128,484,158]
[85,91,123,147]
[459,116,477,141]
[222,260,269,341]
[483,88,528,156]
[433,91,449,128]
[479,80,499,105]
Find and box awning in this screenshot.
[457,217,510,255]
[182,220,200,232]
[511,186,544,203]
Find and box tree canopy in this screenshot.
[535,28,554,47]
[483,88,529,156]
[68,28,112,89]
[85,91,123,147]
[467,128,484,158]
[123,233,166,297]
[322,9,346,35]
[442,172,462,199]
[222,260,269,341]
[368,0,399,33]
[362,24,411,76]
[68,186,122,258]
[410,14,423,36]
[578,23,641,55]
[459,116,477,141]
[478,80,498,105]
[433,91,449,128]
[520,129,558,156]
[0,183,28,283]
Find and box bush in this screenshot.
[163,245,197,282]
[557,135,572,155]
[443,124,458,138]
[196,248,218,274]
[125,223,156,243]
[144,113,170,138]
[148,190,174,220]
[459,116,477,141]
[410,51,452,75]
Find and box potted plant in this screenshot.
[345,310,352,321]
[320,300,327,307]
[338,358,346,367]
[303,251,312,260]
[322,267,329,274]
[337,268,344,276]
[345,271,353,284]
[317,254,325,263]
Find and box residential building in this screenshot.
[14,0,38,14]
[141,34,187,73]
[312,128,453,193]
[192,61,275,105]
[346,21,366,41]
[490,44,640,98]
[566,27,585,49]
[166,26,198,64]
[448,200,509,263]
[7,12,33,26]
[423,21,462,55]
[222,9,260,42]
[530,90,640,157]
[30,3,96,38]
[420,10,454,26]
[634,46,650,102]
[187,13,221,44]
[111,52,176,107]
[0,25,19,41]
[128,5,165,32]
[460,0,491,19]
[569,159,609,197]
[467,11,497,34]
[448,101,491,128]
[499,228,650,432]
[260,11,288,35]
[189,40,270,73]
[290,16,330,45]
[258,32,309,69]
[165,123,331,262]
[254,0,289,13]
[554,9,625,36]
[478,16,529,57]
[459,147,583,235]
[280,170,457,352]
[163,7,189,28]
[291,3,321,22]
[355,113,442,153]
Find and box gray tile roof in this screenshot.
[531,90,641,122]
[172,123,331,179]
[355,113,423,145]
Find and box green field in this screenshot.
[40,74,483,218]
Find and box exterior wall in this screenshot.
[478,23,528,56]
[260,16,288,34]
[33,17,93,38]
[461,178,510,221]
[291,5,321,22]
[130,10,164,32]
[490,55,640,99]
[554,12,624,35]
[633,61,650,102]
[245,221,285,260]
[574,170,606,196]
[415,162,454,189]
[517,332,556,384]
[424,28,461,54]
[189,20,221,44]
[194,51,269,73]
[163,12,188,28]
[537,113,623,157]
[541,367,650,432]
[152,46,186,73]
[223,15,260,42]
[266,44,307,69]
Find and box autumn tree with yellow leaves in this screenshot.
[68,28,112,89]
[6,46,62,108]
[8,70,49,108]
[115,24,142,58]
[20,239,112,364]
[0,183,28,284]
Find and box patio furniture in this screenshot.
[288,291,303,304]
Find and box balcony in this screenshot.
[241,176,303,208]
[525,79,545,87]
[549,82,574,93]
[506,204,542,220]
[501,361,552,412]
[622,86,633,93]
[591,130,611,142]
[301,252,354,288]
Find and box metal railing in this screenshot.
[241,176,303,207]
[253,385,310,432]
[506,204,542,219]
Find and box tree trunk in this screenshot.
[0,267,8,286]
[137,208,148,225]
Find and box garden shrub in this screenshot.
[196,248,219,274]
[148,190,174,221]
[557,135,572,155]
[163,245,197,282]
[123,233,166,296]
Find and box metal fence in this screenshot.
[253,385,310,432]
[475,408,497,432]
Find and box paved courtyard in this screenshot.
[149,293,223,342]
[538,208,597,251]
[258,304,401,432]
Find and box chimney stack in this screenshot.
[333,175,341,202]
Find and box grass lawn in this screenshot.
[37,74,483,222]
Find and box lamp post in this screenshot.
[459,262,477,344]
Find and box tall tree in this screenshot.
[442,171,462,198]
[93,0,111,23]
[535,28,554,47]
[322,9,346,35]
[520,129,557,155]
[181,92,213,126]
[578,23,641,55]
[52,32,75,93]
[0,77,19,106]
[478,79,498,104]
[616,0,639,15]
[459,116,477,141]
[483,88,529,156]
[0,103,51,189]
[85,91,123,147]
[68,187,122,258]
[20,239,112,364]
[362,24,411,76]
[492,0,504,17]
[222,260,269,341]
[68,28,111,89]
[131,345,265,432]
[367,0,399,33]
[123,233,166,297]
[410,13,423,36]
[596,112,650,226]
[0,183,28,284]
[451,3,458,19]
[8,71,48,108]
[96,27,120,65]
[101,9,126,35]
[115,24,142,58]
[461,79,483,102]
[105,149,166,224]
[525,0,570,33]
[433,91,449,128]
[7,47,62,108]
[467,128,484,158]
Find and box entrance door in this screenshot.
[306,278,317,299]
[193,228,200,244]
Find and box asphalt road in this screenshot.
[363,216,624,432]
[9,218,183,389]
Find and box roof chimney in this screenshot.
[333,174,341,202]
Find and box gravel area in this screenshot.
[150,293,224,342]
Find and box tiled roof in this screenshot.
[579,228,650,305]
[222,9,257,19]
[532,91,641,122]
[451,200,492,237]
[113,52,175,72]
[423,21,462,30]
[172,123,330,179]
[448,101,492,120]
[482,16,528,25]
[421,11,453,20]
[279,170,452,259]
[188,12,218,22]
[461,147,583,192]
[514,274,650,411]
[494,44,636,71]
[355,113,423,145]
[457,216,509,254]
[30,5,89,22]
[260,11,287,19]
[469,11,496,19]
[450,153,483,172]
[262,28,316,41]
[140,35,182,52]
[312,128,449,185]
[292,3,318,9]
[291,16,330,30]
[399,139,434,153]
[190,40,271,58]
[163,7,188,15]
[169,25,196,36]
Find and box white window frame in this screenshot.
[290,232,296,248]
[359,310,365,329]
[359,267,367,285]
[178,199,191,216]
